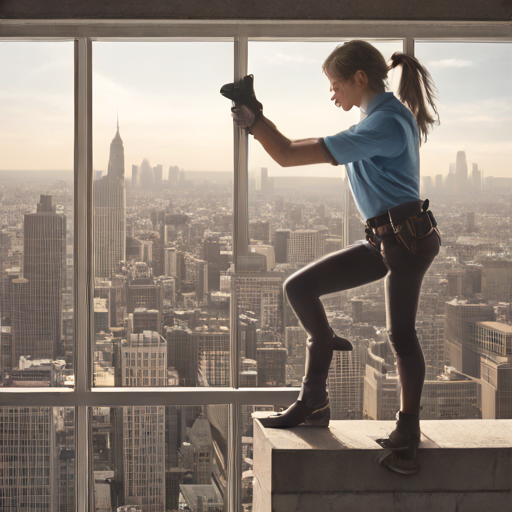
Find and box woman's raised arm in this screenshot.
[249,115,332,168]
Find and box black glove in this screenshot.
[220,74,263,124]
[231,104,256,129]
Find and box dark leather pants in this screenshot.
[283,226,441,414]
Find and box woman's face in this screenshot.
[325,68,364,111]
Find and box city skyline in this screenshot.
[1,41,511,179]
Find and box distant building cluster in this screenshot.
[1,128,512,512]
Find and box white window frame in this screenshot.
[0,19,511,512]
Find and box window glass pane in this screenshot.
[0,42,74,388]
[241,41,402,392]
[0,407,75,511]
[414,41,512,420]
[92,42,233,388]
[92,405,228,511]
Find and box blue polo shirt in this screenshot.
[324,91,420,221]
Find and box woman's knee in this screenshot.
[283,275,308,299]
[386,328,422,358]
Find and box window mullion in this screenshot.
[74,36,92,512]
[228,33,248,512]
[404,36,415,57]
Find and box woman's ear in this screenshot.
[355,70,367,88]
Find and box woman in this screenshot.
[222,40,441,475]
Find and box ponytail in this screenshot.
[389,52,440,145]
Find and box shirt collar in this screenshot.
[365,91,394,116]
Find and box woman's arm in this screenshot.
[250,115,330,167]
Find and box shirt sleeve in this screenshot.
[324,112,407,166]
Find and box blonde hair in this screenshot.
[323,40,440,145]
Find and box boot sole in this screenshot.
[377,450,420,475]
[255,402,330,428]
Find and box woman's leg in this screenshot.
[382,232,440,414]
[284,241,388,340]
[283,241,389,410]
[385,269,426,414]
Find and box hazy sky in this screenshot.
[1,40,511,180]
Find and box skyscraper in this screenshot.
[260,167,268,194]
[455,150,468,194]
[117,332,167,511]
[0,407,58,511]
[140,158,154,190]
[131,164,140,188]
[471,163,482,193]
[13,195,66,362]
[94,122,126,278]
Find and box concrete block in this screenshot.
[252,418,512,512]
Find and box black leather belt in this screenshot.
[366,211,391,229]
[366,200,425,230]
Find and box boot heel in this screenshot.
[303,403,330,427]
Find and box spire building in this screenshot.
[12,195,66,362]
[94,122,127,278]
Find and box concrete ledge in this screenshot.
[252,418,512,512]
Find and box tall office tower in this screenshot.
[195,259,208,303]
[328,346,365,420]
[1,266,21,325]
[153,164,163,188]
[1,326,12,373]
[0,407,58,511]
[119,332,166,511]
[288,229,321,264]
[94,123,126,278]
[140,158,154,190]
[164,247,178,277]
[445,163,456,193]
[257,346,287,386]
[273,229,290,263]
[166,325,197,386]
[203,236,221,292]
[455,150,469,194]
[15,195,66,362]
[422,175,433,196]
[249,220,271,243]
[468,322,512,418]
[56,408,75,512]
[131,164,140,188]
[236,275,284,332]
[260,167,269,194]
[197,328,230,386]
[471,163,482,193]
[168,165,180,187]
[435,173,443,191]
[239,315,258,361]
[444,299,495,375]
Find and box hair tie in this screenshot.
[391,52,405,68]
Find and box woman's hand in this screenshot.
[231,104,256,129]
